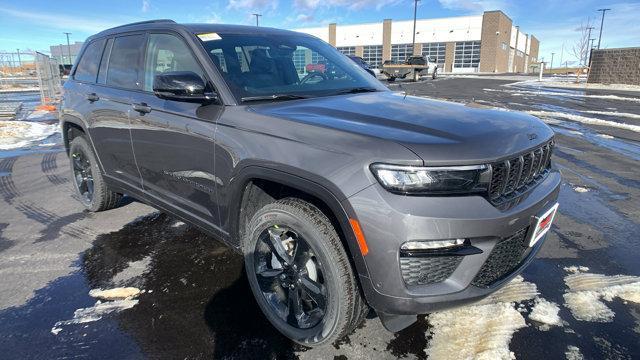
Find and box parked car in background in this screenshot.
[347,55,376,78]
[61,20,560,347]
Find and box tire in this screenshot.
[69,136,122,212]
[432,67,438,79]
[243,198,366,346]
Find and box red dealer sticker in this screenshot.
[529,203,559,247]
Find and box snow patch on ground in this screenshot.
[526,110,640,133]
[0,121,58,150]
[172,220,186,228]
[573,186,589,193]
[529,298,562,329]
[565,345,584,360]
[51,298,139,334]
[483,87,640,103]
[581,110,640,120]
[564,266,589,273]
[89,287,141,301]
[425,276,538,359]
[563,272,640,322]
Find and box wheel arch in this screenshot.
[227,164,372,286]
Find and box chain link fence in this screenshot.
[34,51,62,105]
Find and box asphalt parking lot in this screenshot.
[1,76,639,359]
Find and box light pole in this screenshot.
[596,8,610,49]
[411,0,420,55]
[63,32,72,66]
[550,52,555,69]
[252,13,262,27]
[584,26,594,65]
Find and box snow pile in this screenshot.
[426,276,538,360]
[526,110,640,133]
[563,272,640,322]
[564,266,590,274]
[484,87,640,103]
[0,120,58,150]
[529,298,562,329]
[51,287,142,334]
[573,186,589,193]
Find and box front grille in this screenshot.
[471,227,531,288]
[400,256,462,285]
[488,141,554,204]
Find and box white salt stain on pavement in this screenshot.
[526,111,640,133]
[0,121,58,150]
[425,276,539,360]
[51,287,141,335]
[563,271,640,322]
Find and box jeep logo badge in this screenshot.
[528,133,538,140]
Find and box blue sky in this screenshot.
[1,0,639,66]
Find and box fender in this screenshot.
[225,162,372,283]
[60,113,106,173]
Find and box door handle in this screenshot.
[86,93,99,102]
[132,103,151,114]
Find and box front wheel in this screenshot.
[243,198,367,346]
[432,67,438,79]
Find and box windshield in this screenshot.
[197,32,387,101]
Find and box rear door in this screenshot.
[88,33,147,190]
[129,32,222,226]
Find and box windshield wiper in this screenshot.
[332,87,379,95]
[241,94,309,102]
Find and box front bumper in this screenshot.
[344,169,561,315]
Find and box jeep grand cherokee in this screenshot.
[60,19,560,346]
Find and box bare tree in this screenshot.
[571,19,594,67]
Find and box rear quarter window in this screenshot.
[73,39,106,83]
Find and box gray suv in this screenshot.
[61,20,560,346]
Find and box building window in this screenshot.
[293,49,307,73]
[516,50,524,58]
[337,46,356,56]
[501,42,508,51]
[311,51,326,64]
[453,41,481,69]
[362,45,383,68]
[391,43,413,63]
[421,42,446,67]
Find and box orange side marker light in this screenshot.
[349,218,369,256]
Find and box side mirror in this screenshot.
[153,71,217,103]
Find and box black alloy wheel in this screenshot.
[71,149,94,204]
[254,225,327,329]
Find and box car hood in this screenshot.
[250,91,554,165]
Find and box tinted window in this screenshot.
[97,38,113,84]
[198,33,386,101]
[74,39,106,83]
[107,34,145,90]
[143,33,205,92]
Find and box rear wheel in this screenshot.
[69,136,122,212]
[243,198,366,346]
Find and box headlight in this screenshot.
[370,163,491,195]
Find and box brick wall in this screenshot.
[588,47,640,85]
[479,10,513,72]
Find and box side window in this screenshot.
[73,39,106,83]
[143,33,206,92]
[107,34,146,90]
[96,38,113,84]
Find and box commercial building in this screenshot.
[294,10,539,73]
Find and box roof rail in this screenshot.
[106,19,177,31]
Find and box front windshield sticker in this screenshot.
[197,33,222,41]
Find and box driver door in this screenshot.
[129,32,223,227]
